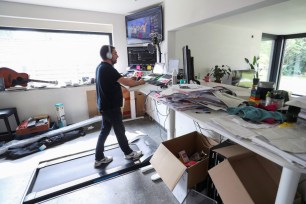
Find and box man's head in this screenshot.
[100,45,118,65]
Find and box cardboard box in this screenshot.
[121,87,131,118]
[135,91,145,117]
[16,116,50,136]
[150,131,217,202]
[86,90,100,118]
[207,140,235,203]
[208,144,281,204]
[86,88,131,118]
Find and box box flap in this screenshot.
[150,144,186,191]
[255,155,281,185]
[163,131,216,156]
[213,144,251,159]
[209,153,280,204]
[209,160,253,204]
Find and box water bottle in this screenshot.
[172,69,177,85]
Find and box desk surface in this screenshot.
[136,82,305,204]
[181,109,306,173]
[135,82,306,173]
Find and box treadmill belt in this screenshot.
[23,135,157,204]
[32,144,140,192]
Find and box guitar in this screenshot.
[0,67,58,88]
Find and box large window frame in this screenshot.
[267,33,306,96]
[0,27,112,87]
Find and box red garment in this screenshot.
[254,103,278,111]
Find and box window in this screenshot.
[278,37,306,96]
[0,28,112,86]
[262,33,306,96]
[259,37,274,81]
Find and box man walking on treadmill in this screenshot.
[94,45,145,168]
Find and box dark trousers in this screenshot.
[95,108,133,161]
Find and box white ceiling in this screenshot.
[1,0,164,15]
[2,0,306,35]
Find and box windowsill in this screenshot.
[1,84,95,93]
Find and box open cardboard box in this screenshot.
[208,144,281,204]
[16,115,50,136]
[150,131,217,202]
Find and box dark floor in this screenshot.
[0,115,171,204]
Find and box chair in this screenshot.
[0,108,20,140]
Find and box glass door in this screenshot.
[259,39,274,82]
[278,37,306,95]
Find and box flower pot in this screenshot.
[214,78,222,83]
[253,78,259,85]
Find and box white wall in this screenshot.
[0,86,96,131]
[164,0,287,31]
[163,0,288,73]
[174,23,262,79]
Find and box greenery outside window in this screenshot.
[278,37,306,96]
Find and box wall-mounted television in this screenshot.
[125,5,163,45]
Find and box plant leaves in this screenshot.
[252,56,257,65]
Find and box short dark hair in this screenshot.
[100,45,115,60]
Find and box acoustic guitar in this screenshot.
[0,67,58,89]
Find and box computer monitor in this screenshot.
[183,45,191,83]
[231,69,255,88]
[182,45,199,84]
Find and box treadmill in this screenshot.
[22,135,158,204]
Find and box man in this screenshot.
[94,45,145,168]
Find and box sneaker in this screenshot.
[125,150,143,160]
[94,156,113,168]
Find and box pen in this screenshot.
[195,111,211,114]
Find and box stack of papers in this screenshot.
[156,84,246,111]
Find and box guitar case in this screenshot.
[6,128,85,159]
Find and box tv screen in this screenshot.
[125,5,163,45]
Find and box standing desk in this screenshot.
[121,85,146,121]
[137,82,306,204]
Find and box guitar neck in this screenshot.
[29,79,58,85]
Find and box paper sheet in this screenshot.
[252,136,306,167]
[285,96,306,109]
[212,91,246,107]
[254,123,306,153]
[211,115,259,139]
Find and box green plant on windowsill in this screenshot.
[209,65,231,83]
[245,56,260,79]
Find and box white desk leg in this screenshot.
[130,90,136,120]
[275,167,301,204]
[167,108,175,140]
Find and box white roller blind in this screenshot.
[0,28,111,86]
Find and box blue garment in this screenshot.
[227,106,285,123]
[95,108,133,160]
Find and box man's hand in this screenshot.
[137,79,145,85]
[118,76,145,87]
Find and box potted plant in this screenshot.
[245,56,260,85]
[210,65,231,83]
